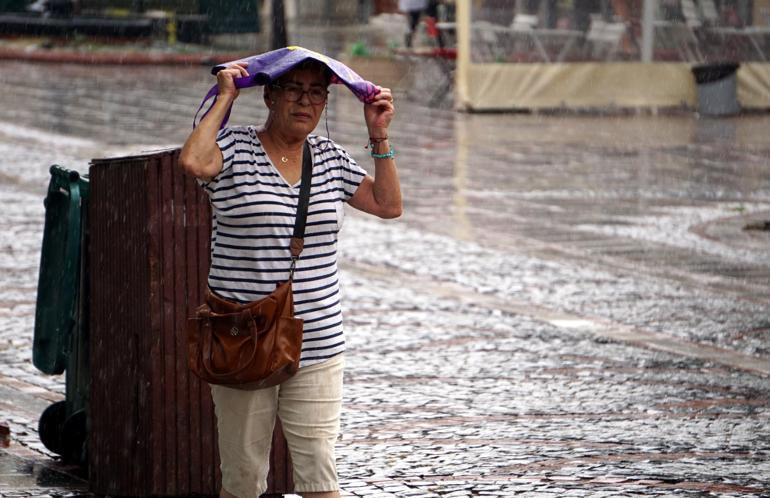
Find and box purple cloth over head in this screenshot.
[194,46,380,129]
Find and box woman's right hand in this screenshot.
[217,62,249,100]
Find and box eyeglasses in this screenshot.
[272,83,329,105]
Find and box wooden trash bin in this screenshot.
[88,149,293,497]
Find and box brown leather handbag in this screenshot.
[187,142,312,390]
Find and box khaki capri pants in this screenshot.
[210,354,344,498]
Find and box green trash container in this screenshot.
[33,165,90,467]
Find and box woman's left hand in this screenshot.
[364,87,395,138]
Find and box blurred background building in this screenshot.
[0,0,767,112]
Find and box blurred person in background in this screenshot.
[400,0,428,47]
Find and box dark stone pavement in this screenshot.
[0,45,769,497]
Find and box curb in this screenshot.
[0,46,248,65]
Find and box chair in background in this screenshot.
[506,14,550,61]
[683,0,770,62]
[471,20,509,62]
[653,0,704,61]
[585,16,629,60]
[503,14,583,62]
[511,13,540,30]
[697,0,720,24]
[697,0,769,61]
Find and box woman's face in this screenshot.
[267,67,328,138]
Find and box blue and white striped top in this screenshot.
[199,125,366,368]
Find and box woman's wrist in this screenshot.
[368,136,388,151]
[367,127,388,139]
[369,139,395,159]
[365,128,393,158]
[217,92,237,106]
[371,147,395,160]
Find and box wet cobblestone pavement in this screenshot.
[0,57,769,497]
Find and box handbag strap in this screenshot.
[288,141,313,279]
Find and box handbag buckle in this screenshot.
[288,256,298,280]
[230,326,239,336]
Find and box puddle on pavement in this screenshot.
[0,449,87,488]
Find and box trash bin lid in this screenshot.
[692,63,740,84]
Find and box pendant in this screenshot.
[281,156,289,163]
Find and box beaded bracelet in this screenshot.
[371,147,396,159]
[366,136,394,159]
[366,137,388,150]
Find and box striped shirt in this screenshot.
[199,125,366,368]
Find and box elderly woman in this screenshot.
[179,55,401,498]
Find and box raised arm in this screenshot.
[348,87,403,219]
[179,63,249,181]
